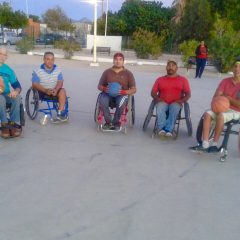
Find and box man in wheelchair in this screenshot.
[97,53,136,130]
[31,51,68,122]
[0,48,22,138]
[151,59,191,138]
[190,60,240,153]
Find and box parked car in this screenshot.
[0,31,22,45]
[35,33,63,45]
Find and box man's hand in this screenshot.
[0,77,4,94]
[46,89,54,95]
[119,89,127,95]
[175,99,183,106]
[8,90,19,98]
[52,88,58,96]
[102,86,109,93]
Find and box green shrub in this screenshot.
[54,39,81,59]
[209,15,240,72]
[16,37,34,54]
[178,40,198,67]
[132,28,163,59]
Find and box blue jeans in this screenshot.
[0,94,21,124]
[156,102,181,133]
[99,92,128,124]
[195,58,207,78]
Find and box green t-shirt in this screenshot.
[0,63,18,94]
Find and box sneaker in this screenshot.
[158,129,166,136]
[102,123,115,130]
[165,131,173,137]
[113,122,121,131]
[57,111,69,122]
[1,123,10,138]
[208,146,219,153]
[189,145,209,153]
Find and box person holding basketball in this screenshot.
[190,60,240,153]
[97,53,136,130]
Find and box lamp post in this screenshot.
[90,0,99,66]
[25,0,29,18]
[104,0,108,37]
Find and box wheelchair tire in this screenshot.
[128,95,135,126]
[142,100,155,131]
[184,102,192,136]
[94,94,101,122]
[20,103,25,126]
[25,88,39,120]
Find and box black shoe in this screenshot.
[103,123,115,130]
[208,146,219,153]
[189,145,208,153]
[113,122,121,131]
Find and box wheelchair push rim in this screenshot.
[25,88,39,120]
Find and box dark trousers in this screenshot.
[195,58,207,78]
[99,92,128,124]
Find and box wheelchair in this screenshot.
[142,100,192,139]
[0,98,25,133]
[195,114,240,162]
[94,93,135,133]
[25,87,69,124]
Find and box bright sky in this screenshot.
[6,0,174,20]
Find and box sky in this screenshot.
[4,0,174,21]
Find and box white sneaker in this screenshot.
[158,129,166,136]
[165,132,173,137]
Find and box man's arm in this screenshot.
[98,71,108,92]
[32,71,52,95]
[175,92,191,104]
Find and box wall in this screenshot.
[86,35,122,51]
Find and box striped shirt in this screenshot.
[32,64,63,89]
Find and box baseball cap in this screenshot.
[167,59,178,66]
[113,52,124,60]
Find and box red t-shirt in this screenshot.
[197,46,208,59]
[152,75,190,104]
[217,77,240,112]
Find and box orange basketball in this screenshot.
[211,96,230,113]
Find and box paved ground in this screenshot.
[0,52,240,240]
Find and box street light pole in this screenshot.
[104,0,108,38]
[25,0,29,18]
[90,0,99,66]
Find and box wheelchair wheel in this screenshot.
[184,102,192,136]
[94,93,101,122]
[128,95,135,127]
[142,100,155,131]
[25,88,39,120]
[20,102,25,126]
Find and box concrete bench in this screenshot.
[91,47,111,56]
[187,56,222,72]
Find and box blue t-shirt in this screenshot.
[0,63,21,94]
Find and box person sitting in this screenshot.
[151,59,191,137]
[31,51,68,122]
[190,60,240,153]
[97,52,136,130]
[0,48,22,138]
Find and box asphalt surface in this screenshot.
[0,52,240,240]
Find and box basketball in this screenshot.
[108,82,121,97]
[211,96,230,113]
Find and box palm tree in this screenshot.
[172,0,186,23]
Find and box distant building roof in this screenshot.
[73,18,92,24]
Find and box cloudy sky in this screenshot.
[6,0,174,20]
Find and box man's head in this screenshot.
[233,61,240,78]
[113,52,124,69]
[43,51,55,69]
[0,48,8,65]
[166,59,178,76]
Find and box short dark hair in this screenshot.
[44,51,54,58]
[113,52,124,60]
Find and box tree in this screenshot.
[29,14,41,23]
[209,14,240,72]
[10,10,28,33]
[176,0,213,42]
[0,2,12,33]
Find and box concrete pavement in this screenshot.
[0,52,239,240]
